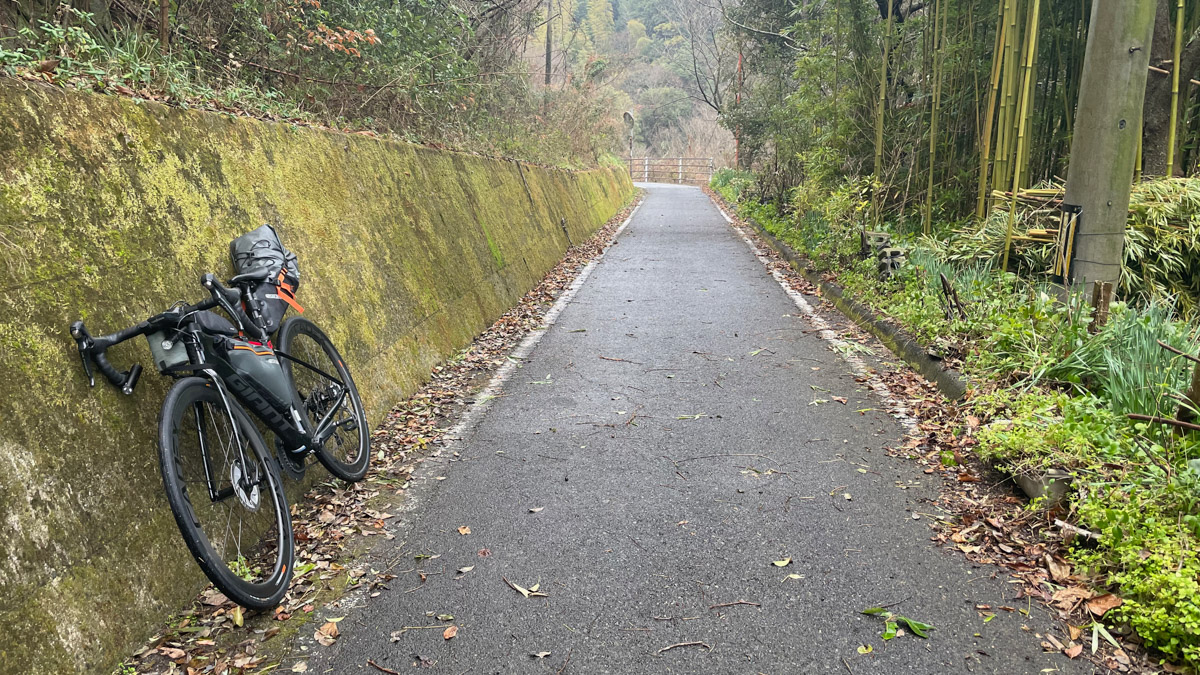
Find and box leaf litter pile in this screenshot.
[707,187,1161,674]
[119,195,642,674]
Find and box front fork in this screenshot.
[198,371,261,503]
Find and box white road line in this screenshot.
[712,202,917,432]
[439,199,645,450]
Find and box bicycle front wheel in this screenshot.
[277,317,370,482]
[158,377,294,611]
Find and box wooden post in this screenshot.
[678,157,683,184]
[1089,280,1113,332]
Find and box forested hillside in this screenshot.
[1,0,732,166]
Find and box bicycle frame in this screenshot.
[70,272,352,498]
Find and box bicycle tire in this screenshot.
[277,317,370,482]
[158,377,294,610]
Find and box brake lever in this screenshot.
[69,320,95,387]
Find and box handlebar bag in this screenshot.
[229,224,301,335]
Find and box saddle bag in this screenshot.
[229,224,302,336]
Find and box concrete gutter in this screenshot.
[744,218,969,401]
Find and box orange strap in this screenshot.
[276,284,304,313]
[273,269,303,312]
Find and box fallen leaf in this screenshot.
[782,573,804,581]
[158,647,186,660]
[531,651,552,658]
[457,566,475,575]
[856,644,873,654]
[529,507,544,513]
[1086,593,1123,617]
[315,621,339,646]
[772,558,793,567]
[458,526,471,535]
[1068,624,1083,641]
[437,614,454,621]
[291,662,309,673]
[231,606,244,627]
[443,625,458,640]
[957,473,980,483]
[1045,555,1071,583]
[833,396,848,405]
[202,591,230,606]
[1065,644,1083,659]
[1051,586,1092,610]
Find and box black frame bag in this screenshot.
[229,224,301,336]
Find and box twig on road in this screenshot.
[657,641,712,655]
[709,600,761,610]
[556,648,573,675]
[368,660,402,675]
[674,453,780,464]
[599,355,643,364]
[628,535,647,551]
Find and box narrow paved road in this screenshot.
[311,185,1093,673]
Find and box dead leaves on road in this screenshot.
[503,577,549,599]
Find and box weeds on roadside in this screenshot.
[714,173,1200,668]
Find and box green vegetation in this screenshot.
[713,168,1200,667]
[707,0,1200,665]
[0,1,639,166]
[0,0,739,166]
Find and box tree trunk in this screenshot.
[1064,0,1156,288]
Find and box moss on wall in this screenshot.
[0,79,632,673]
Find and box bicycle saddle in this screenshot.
[230,269,271,286]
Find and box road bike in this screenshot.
[70,269,369,610]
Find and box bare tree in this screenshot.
[668,0,737,113]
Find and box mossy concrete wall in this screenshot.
[0,79,632,673]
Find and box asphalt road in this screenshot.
[308,184,1095,674]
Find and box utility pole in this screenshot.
[1062,0,1156,288]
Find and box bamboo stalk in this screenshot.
[994,0,1021,193]
[874,0,894,181]
[1167,0,1185,176]
[924,0,947,235]
[1001,0,1041,274]
[977,0,1009,218]
[874,0,895,225]
[1016,0,1040,186]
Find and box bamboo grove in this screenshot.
[727,0,1200,224]
[722,0,1200,313]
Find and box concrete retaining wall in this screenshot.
[0,79,632,672]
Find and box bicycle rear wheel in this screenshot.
[277,317,370,482]
[158,377,294,610]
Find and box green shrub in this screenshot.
[1074,491,1200,668]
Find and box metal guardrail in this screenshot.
[627,157,715,185]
